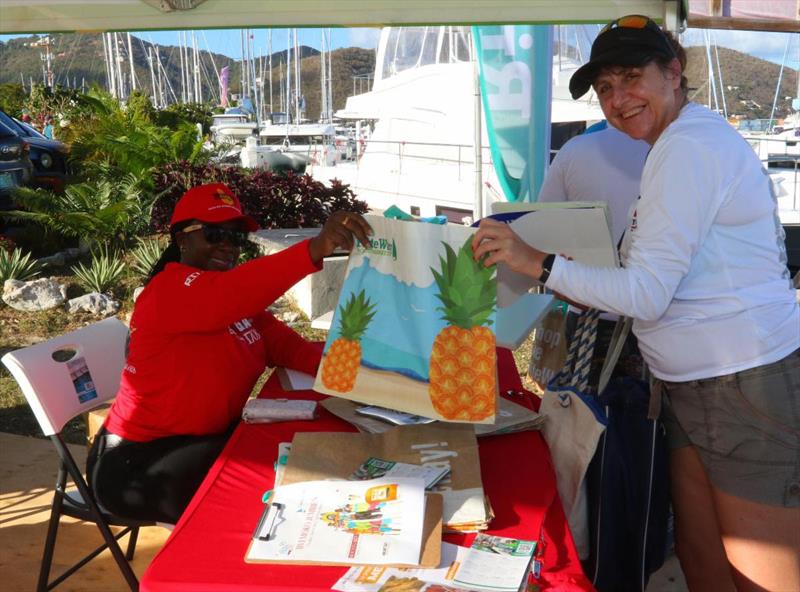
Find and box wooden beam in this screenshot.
[688,16,800,33]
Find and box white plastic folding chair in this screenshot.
[1,317,152,592]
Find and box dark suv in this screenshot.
[0,109,69,193]
[0,119,33,214]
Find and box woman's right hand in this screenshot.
[308,211,372,264]
[472,218,547,280]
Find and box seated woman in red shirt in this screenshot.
[87,182,371,524]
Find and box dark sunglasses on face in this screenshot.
[182,223,250,247]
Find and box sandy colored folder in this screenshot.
[283,423,490,531]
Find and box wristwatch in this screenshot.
[539,253,556,284]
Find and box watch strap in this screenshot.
[539,253,556,283]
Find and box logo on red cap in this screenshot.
[213,188,235,206]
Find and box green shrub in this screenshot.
[4,175,148,248]
[71,246,125,294]
[0,248,42,283]
[130,237,165,278]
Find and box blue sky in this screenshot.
[1,27,797,70]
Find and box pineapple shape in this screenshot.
[429,237,497,420]
[321,290,377,392]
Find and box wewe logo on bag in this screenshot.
[356,237,398,260]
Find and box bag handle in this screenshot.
[596,316,633,395]
[553,308,599,390]
[570,309,599,391]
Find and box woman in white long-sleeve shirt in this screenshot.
[473,16,799,592]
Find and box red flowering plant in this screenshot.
[150,162,368,233]
[0,235,15,253]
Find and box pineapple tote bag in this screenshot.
[313,215,498,424]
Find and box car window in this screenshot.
[0,119,18,139]
[14,118,45,139]
[0,110,35,137]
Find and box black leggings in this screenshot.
[87,425,235,524]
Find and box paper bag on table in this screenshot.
[313,215,498,424]
[282,423,490,531]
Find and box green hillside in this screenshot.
[684,45,798,120]
[0,33,375,117]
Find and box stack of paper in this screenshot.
[322,396,544,438]
[282,424,492,533]
[333,535,537,592]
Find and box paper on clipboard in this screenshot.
[245,478,442,568]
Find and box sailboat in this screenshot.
[241,29,338,172]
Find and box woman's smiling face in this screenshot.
[593,59,683,145]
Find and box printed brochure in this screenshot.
[333,535,536,592]
[350,457,451,490]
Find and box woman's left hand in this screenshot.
[308,211,372,264]
[472,218,548,280]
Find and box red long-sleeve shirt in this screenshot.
[105,240,322,442]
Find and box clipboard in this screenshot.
[245,492,443,568]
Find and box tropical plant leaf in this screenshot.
[71,245,126,294]
[0,248,42,283]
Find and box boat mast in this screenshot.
[294,28,301,122]
[768,34,792,132]
[127,32,137,93]
[268,30,273,114]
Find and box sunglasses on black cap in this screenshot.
[600,14,658,34]
[182,223,250,247]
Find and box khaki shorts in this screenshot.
[653,348,800,508]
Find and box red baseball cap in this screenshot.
[169,183,259,231]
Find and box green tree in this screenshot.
[61,89,208,185]
[0,83,27,116]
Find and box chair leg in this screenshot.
[125,526,140,561]
[37,465,67,592]
[54,436,140,592]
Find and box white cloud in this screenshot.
[347,28,381,50]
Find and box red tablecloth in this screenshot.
[141,349,592,592]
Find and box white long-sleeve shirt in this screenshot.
[547,103,799,381]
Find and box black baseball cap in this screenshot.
[569,15,677,100]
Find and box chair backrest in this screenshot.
[1,317,128,436]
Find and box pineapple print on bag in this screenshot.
[428,236,497,420]
[321,290,377,392]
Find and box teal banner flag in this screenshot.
[473,26,553,202]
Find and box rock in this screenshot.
[65,292,120,316]
[278,311,301,324]
[37,252,66,268]
[64,247,81,261]
[133,286,145,302]
[3,278,67,311]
